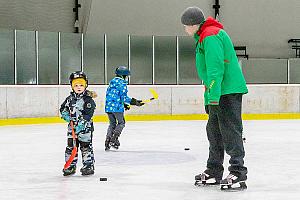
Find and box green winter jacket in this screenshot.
[194,17,248,105]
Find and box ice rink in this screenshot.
[1,120,300,200]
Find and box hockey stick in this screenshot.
[63,120,77,169]
[125,88,158,110]
[142,88,159,103]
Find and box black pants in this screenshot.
[205,93,247,178]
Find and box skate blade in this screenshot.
[220,182,247,192]
[63,173,76,177]
[63,172,76,177]
[195,180,220,187]
[81,172,95,176]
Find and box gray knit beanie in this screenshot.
[181,7,205,25]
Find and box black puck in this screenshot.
[184,148,190,150]
[99,177,108,181]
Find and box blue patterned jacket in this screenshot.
[105,77,132,113]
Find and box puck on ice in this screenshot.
[184,148,190,150]
[99,177,108,181]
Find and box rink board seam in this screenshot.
[0,113,300,126]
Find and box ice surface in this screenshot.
[0,120,300,200]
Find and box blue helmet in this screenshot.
[115,66,130,76]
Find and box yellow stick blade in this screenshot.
[149,88,159,99]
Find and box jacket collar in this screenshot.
[196,16,224,36]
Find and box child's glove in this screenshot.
[130,98,145,107]
[75,121,85,133]
[61,111,71,122]
[124,103,130,111]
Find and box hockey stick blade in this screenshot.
[64,147,77,169]
[150,88,158,99]
[142,89,158,103]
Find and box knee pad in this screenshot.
[78,132,92,143]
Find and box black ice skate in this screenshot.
[110,138,120,149]
[63,166,76,176]
[80,165,94,176]
[105,137,111,151]
[220,173,247,191]
[194,172,221,186]
[110,132,120,149]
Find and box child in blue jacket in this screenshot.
[105,66,144,151]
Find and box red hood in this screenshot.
[197,16,224,42]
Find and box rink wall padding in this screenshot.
[1,113,300,126]
[0,85,300,125]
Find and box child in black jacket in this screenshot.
[60,71,96,176]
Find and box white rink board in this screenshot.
[0,84,299,118]
[243,85,300,113]
[0,87,6,118]
[6,87,59,118]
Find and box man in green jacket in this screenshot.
[181,7,248,190]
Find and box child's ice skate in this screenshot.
[194,172,221,186]
[105,137,111,151]
[110,138,120,149]
[220,173,247,191]
[80,165,94,176]
[63,165,76,176]
[110,132,120,149]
